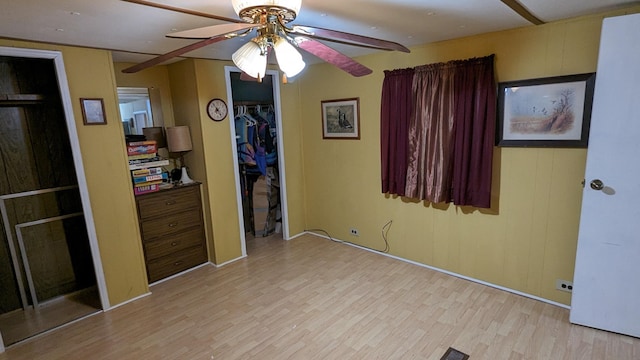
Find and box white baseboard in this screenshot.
[286,231,308,241]
[303,231,570,310]
[212,254,247,268]
[105,291,151,311]
[148,262,212,286]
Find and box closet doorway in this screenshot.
[224,67,289,255]
[0,47,107,349]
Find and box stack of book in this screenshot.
[127,140,169,195]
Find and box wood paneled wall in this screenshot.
[0,56,95,313]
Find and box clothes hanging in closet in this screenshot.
[235,105,280,236]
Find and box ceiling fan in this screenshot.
[121,0,410,80]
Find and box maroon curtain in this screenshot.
[380,68,414,196]
[380,55,496,209]
[405,63,456,202]
[451,55,496,208]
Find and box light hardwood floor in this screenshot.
[1,234,638,359]
[0,287,101,346]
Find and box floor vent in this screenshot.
[440,347,469,360]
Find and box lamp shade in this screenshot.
[274,36,305,78]
[231,0,301,16]
[232,41,267,80]
[142,126,167,148]
[166,126,193,153]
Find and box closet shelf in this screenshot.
[233,100,272,106]
[0,94,46,105]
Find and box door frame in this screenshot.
[0,47,110,313]
[224,67,290,256]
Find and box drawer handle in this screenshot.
[173,261,183,267]
[165,201,176,206]
[168,223,177,228]
[171,241,178,247]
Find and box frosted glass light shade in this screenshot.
[231,0,301,16]
[166,126,193,153]
[232,41,267,80]
[274,36,305,78]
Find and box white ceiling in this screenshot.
[0,0,638,67]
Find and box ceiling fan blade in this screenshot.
[121,0,244,23]
[122,36,230,73]
[295,37,373,77]
[500,0,544,25]
[168,23,259,39]
[291,25,410,53]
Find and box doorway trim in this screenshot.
[0,46,110,312]
[224,67,290,256]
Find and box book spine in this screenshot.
[132,173,168,184]
[128,156,161,165]
[127,143,157,156]
[128,159,170,170]
[133,180,163,188]
[128,140,156,146]
[134,183,160,196]
[131,167,163,177]
[127,153,158,161]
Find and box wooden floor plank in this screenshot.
[0,287,100,345]
[1,233,639,359]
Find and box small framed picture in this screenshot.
[321,98,360,139]
[496,73,596,147]
[80,98,107,125]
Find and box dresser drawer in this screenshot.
[135,183,207,283]
[137,186,200,220]
[146,245,207,283]
[143,227,205,260]
[140,210,202,240]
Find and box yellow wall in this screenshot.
[0,40,148,306]
[166,60,306,264]
[297,8,638,305]
[277,77,308,236]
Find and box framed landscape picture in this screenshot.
[496,73,596,147]
[321,98,360,139]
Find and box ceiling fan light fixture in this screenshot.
[231,0,301,22]
[273,36,305,78]
[232,40,267,80]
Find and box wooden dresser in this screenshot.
[135,183,208,283]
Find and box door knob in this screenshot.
[590,179,604,190]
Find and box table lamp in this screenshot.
[166,126,194,184]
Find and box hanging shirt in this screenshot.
[235,113,256,166]
[253,113,268,175]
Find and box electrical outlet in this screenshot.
[556,279,573,292]
[350,228,359,236]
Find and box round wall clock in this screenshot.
[207,98,228,121]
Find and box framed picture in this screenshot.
[80,98,107,125]
[321,98,360,139]
[497,73,596,147]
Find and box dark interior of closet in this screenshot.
[0,56,100,346]
[230,72,282,241]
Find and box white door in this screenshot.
[570,13,640,338]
